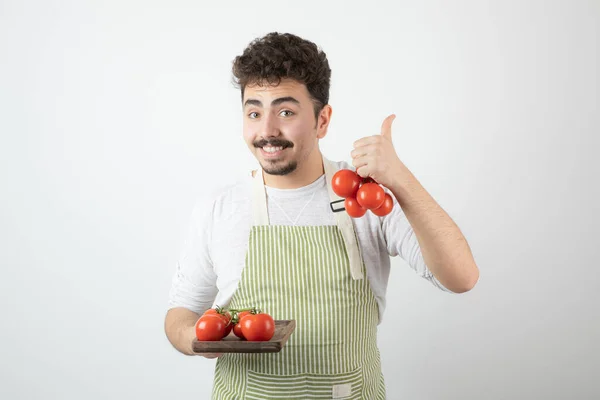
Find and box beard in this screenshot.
[253,138,296,175]
[261,160,298,175]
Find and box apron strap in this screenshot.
[322,156,364,280]
[251,156,364,280]
[252,168,270,226]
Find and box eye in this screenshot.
[248,111,259,119]
[279,110,294,117]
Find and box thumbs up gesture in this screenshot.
[350,114,407,189]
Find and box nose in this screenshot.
[260,113,280,138]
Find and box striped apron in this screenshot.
[211,157,386,399]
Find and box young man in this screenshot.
[165,32,479,399]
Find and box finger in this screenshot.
[380,114,396,139]
[353,135,381,149]
[356,165,370,178]
[352,155,370,171]
[351,144,376,159]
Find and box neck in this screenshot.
[262,150,325,189]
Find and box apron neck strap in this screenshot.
[252,168,270,226]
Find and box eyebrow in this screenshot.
[244,96,301,108]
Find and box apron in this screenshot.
[211,156,386,399]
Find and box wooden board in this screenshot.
[192,320,296,354]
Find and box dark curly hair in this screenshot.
[232,32,331,119]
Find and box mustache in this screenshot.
[253,138,294,149]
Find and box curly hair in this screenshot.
[232,32,331,118]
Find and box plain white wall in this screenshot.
[1,0,598,399]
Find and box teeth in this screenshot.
[263,146,283,153]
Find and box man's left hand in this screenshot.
[350,114,409,189]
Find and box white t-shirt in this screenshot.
[167,160,452,323]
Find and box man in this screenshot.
[165,32,479,399]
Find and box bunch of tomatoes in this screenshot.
[195,306,275,342]
[331,169,394,218]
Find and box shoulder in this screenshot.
[325,157,355,172]
[189,171,254,224]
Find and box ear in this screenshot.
[316,105,333,139]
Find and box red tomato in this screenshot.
[371,193,393,216]
[344,197,367,218]
[241,313,275,341]
[203,308,231,324]
[223,322,233,338]
[233,311,251,340]
[233,323,245,339]
[203,309,232,338]
[195,314,227,341]
[237,311,252,320]
[356,183,385,209]
[332,169,361,198]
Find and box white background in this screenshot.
[1,0,598,399]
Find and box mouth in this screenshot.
[254,139,293,159]
[259,145,286,158]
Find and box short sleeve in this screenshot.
[167,197,219,314]
[380,193,454,293]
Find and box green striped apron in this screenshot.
[211,156,386,399]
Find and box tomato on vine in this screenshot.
[371,193,393,216]
[240,313,275,341]
[344,197,367,218]
[195,314,227,341]
[356,183,385,210]
[332,169,361,198]
[233,310,252,340]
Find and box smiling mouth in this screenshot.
[262,146,284,153]
[254,140,293,159]
[259,145,287,158]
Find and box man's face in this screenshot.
[242,79,325,176]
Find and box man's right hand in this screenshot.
[165,307,210,356]
[165,307,226,358]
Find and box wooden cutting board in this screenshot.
[192,320,296,354]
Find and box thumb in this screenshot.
[381,114,396,138]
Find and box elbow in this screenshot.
[454,263,479,293]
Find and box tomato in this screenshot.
[233,323,245,339]
[344,197,367,218]
[241,313,275,341]
[203,308,231,324]
[203,308,232,338]
[223,322,233,338]
[195,314,227,341]
[237,311,252,320]
[356,183,385,209]
[371,193,393,216]
[332,169,361,198]
[233,311,251,340]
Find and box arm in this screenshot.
[164,198,220,356]
[352,114,479,293]
[386,167,479,293]
[164,307,201,355]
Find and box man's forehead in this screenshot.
[244,79,308,101]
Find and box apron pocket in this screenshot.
[244,367,363,400]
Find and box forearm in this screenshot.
[388,166,479,293]
[164,307,200,355]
